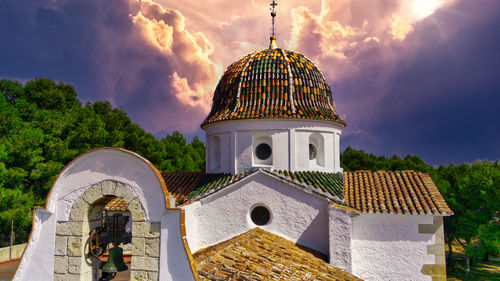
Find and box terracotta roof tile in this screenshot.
[193,228,363,281]
[161,172,204,204]
[344,171,453,215]
[104,197,128,212]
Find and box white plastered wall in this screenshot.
[160,210,196,281]
[328,204,355,273]
[204,119,344,174]
[184,172,331,254]
[207,133,231,173]
[351,214,436,281]
[13,208,56,280]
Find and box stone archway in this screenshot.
[54,180,160,281]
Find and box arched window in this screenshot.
[253,133,273,166]
[210,136,221,170]
[309,133,325,167]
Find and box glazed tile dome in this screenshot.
[202,42,345,128]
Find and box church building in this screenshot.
[13,9,452,281]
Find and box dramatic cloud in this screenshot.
[0,0,220,133]
[1,0,498,164]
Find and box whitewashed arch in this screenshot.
[309,133,325,167]
[13,148,175,281]
[47,147,169,222]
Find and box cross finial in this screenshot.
[270,0,277,37]
[269,0,278,49]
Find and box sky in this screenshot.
[1,0,499,165]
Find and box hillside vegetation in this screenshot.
[1,79,498,279]
[0,79,204,245]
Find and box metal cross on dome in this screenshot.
[270,0,278,37]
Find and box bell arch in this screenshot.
[54,180,160,281]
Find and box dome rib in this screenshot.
[234,51,257,111]
[202,48,345,128]
[280,48,296,114]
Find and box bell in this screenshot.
[101,246,128,273]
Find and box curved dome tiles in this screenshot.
[202,47,345,128]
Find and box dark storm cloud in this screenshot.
[0,0,218,133]
[339,0,500,165]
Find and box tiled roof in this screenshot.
[161,172,204,204]
[104,197,128,212]
[186,170,345,203]
[273,170,344,200]
[188,171,256,200]
[202,48,345,128]
[161,169,452,215]
[193,228,362,281]
[344,170,453,215]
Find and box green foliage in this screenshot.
[0,78,205,246]
[340,147,500,276]
[433,161,500,275]
[340,146,432,172]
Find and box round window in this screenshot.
[255,143,272,160]
[250,206,271,226]
[309,143,317,160]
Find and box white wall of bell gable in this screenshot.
[183,172,330,254]
[204,119,344,174]
[160,210,197,281]
[14,148,171,281]
[13,208,56,281]
[47,149,167,222]
[351,214,435,281]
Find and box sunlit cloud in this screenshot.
[130,0,220,113]
[390,14,413,40]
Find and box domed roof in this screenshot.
[202,40,345,128]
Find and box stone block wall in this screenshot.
[420,216,447,281]
[53,180,161,281]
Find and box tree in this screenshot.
[0,78,206,245]
[340,146,432,172]
[434,161,500,279]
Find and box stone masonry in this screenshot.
[54,180,161,281]
[420,216,447,281]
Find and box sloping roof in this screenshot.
[161,171,204,204]
[187,171,256,200]
[187,170,344,203]
[273,170,344,199]
[193,228,362,281]
[161,170,452,215]
[202,48,345,128]
[104,197,128,212]
[344,170,453,215]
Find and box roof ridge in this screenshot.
[161,171,204,174]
